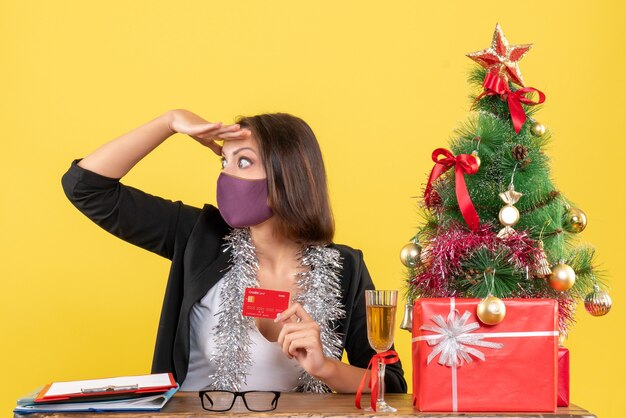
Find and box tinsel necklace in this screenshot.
[206,228,345,393]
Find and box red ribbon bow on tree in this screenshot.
[424,148,480,231]
[476,69,546,133]
[355,350,399,411]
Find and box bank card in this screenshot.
[242,287,290,319]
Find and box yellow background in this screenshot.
[1,1,624,416]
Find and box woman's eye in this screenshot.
[238,157,252,169]
[220,158,227,169]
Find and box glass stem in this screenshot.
[377,361,386,404]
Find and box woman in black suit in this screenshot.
[62,109,406,394]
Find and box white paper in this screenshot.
[44,373,172,397]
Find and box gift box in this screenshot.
[557,347,570,407]
[412,298,558,412]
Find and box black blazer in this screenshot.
[61,160,407,393]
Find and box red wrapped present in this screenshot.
[412,298,558,412]
[557,347,570,407]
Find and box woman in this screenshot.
[61,109,406,394]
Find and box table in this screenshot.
[15,393,596,417]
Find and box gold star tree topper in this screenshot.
[466,23,532,87]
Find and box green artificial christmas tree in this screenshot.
[401,24,611,335]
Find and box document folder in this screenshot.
[15,387,178,414]
[34,373,177,403]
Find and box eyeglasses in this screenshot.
[198,390,281,412]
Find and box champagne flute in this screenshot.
[365,289,398,412]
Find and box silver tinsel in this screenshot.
[294,245,345,392]
[206,228,258,391]
[206,228,345,393]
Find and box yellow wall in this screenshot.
[1,1,624,416]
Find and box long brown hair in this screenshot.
[236,113,334,245]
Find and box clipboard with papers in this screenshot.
[15,387,178,414]
[34,373,177,403]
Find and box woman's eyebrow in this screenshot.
[232,147,257,156]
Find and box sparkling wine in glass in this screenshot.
[365,289,398,412]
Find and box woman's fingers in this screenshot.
[278,326,321,358]
[279,329,312,358]
[189,124,250,154]
[277,321,320,342]
[287,336,318,358]
[275,307,326,374]
[191,123,238,138]
[275,302,314,324]
[183,122,223,136]
[217,129,251,140]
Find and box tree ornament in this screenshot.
[400,242,422,267]
[467,25,545,134]
[420,244,433,266]
[476,295,506,325]
[497,184,523,238]
[512,144,529,161]
[400,300,414,331]
[534,240,552,278]
[424,148,480,230]
[531,122,546,137]
[584,284,612,316]
[548,262,576,291]
[563,206,587,233]
[466,23,532,87]
[471,150,481,169]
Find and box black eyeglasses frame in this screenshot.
[198,390,281,412]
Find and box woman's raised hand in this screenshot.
[167,109,251,155]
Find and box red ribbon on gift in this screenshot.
[355,350,399,411]
[424,148,480,231]
[475,69,546,133]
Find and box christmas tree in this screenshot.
[402,24,611,336]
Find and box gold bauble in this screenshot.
[476,296,506,325]
[584,285,612,316]
[548,263,576,291]
[471,150,481,169]
[498,204,520,227]
[564,207,587,233]
[531,122,546,137]
[400,242,422,267]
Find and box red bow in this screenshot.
[355,350,399,411]
[476,69,546,133]
[424,148,480,231]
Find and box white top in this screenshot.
[180,280,304,391]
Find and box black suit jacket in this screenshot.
[61,160,407,393]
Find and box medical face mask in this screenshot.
[216,172,273,228]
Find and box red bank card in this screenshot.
[242,287,290,319]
